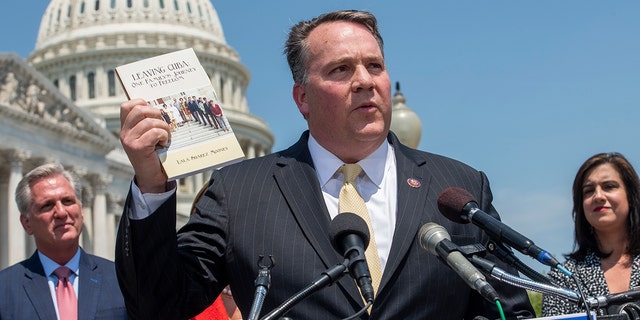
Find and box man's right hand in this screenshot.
[120,98,171,193]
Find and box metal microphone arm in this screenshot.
[472,254,640,318]
[247,255,275,320]
[484,240,553,285]
[260,261,348,320]
[470,255,582,303]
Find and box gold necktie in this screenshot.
[339,163,383,297]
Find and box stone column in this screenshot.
[81,183,94,252]
[6,149,30,265]
[0,178,8,268]
[246,143,256,159]
[106,193,123,254]
[74,166,90,251]
[91,173,113,260]
[258,146,267,157]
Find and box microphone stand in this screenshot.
[260,260,349,320]
[472,255,640,320]
[247,255,275,320]
[484,240,553,285]
[470,255,581,302]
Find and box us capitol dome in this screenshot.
[0,0,273,267]
[29,0,273,150]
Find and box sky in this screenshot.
[2,1,639,274]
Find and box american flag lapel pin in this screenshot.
[406,178,421,188]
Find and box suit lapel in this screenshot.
[78,250,101,320]
[378,135,431,292]
[274,132,363,304]
[22,253,58,320]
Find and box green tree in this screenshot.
[528,290,542,317]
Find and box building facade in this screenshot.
[0,0,274,268]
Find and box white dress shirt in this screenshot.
[307,135,397,272]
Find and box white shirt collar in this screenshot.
[308,134,390,188]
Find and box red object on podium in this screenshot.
[191,296,228,320]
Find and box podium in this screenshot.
[537,312,631,320]
[536,312,595,320]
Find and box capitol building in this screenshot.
[0,0,274,268]
[0,0,421,269]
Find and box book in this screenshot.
[116,48,245,181]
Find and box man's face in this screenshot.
[293,21,392,162]
[20,174,83,256]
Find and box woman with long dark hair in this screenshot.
[543,152,640,316]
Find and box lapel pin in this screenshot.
[406,178,421,188]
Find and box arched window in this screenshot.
[95,0,100,11]
[186,1,191,13]
[159,0,165,9]
[127,0,132,8]
[80,1,85,13]
[108,70,116,96]
[174,0,179,10]
[69,75,77,101]
[53,79,59,89]
[88,72,96,99]
[143,0,149,8]
[110,0,116,9]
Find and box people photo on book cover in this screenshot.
[115,48,245,180]
[150,87,231,154]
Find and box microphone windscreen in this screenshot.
[329,212,370,250]
[437,187,476,224]
[418,222,450,254]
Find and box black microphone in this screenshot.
[261,213,370,320]
[418,222,499,302]
[587,288,640,309]
[437,187,571,276]
[330,212,375,303]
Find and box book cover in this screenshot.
[116,48,245,181]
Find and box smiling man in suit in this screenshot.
[0,163,126,320]
[115,10,534,319]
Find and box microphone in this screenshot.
[247,255,275,320]
[329,212,375,303]
[261,213,370,320]
[437,187,571,276]
[418,222,499,302]
[587,288,640,309]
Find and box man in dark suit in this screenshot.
[116,10,535,319]
[186,96,201,123]
[0,163,127,320]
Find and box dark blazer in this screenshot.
[0,249,127,319]
[116,131,534,319]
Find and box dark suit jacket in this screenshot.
[116,131,534,319]
[0,249,127,319]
